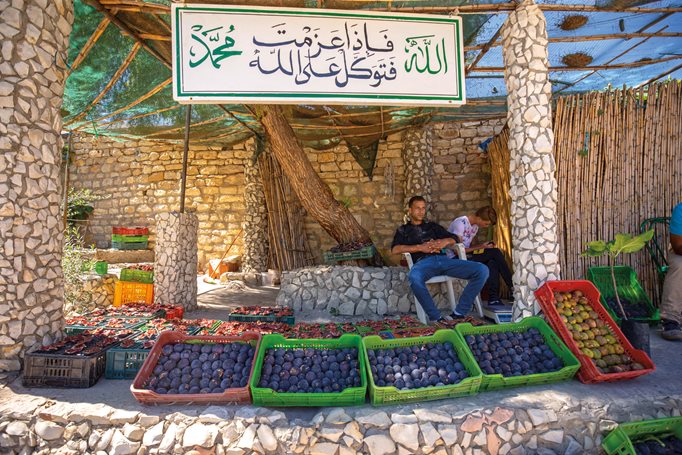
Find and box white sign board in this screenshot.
[172,4,465,106]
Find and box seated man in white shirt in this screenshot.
[448,206,513,307]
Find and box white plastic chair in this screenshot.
[403,245,484,324]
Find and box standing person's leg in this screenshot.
[469,248,511,303]
[660,251,682,341]
[438,256,488,316]
[408,256,445,322]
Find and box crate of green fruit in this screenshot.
[111,234,149,243]
[250,334,367,407]
[323,245,375,263]
[455,317,580,392]
[362,329,482,406]
[586,266,660,325]
[602,416,682,455]
[120,268,154,284]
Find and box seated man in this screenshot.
[448,206,513,307]
[391,196,488,323]
[661,202,682,341]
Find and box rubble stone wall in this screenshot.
[68,119,502,270]
[0,392,679,455]
[276,265,466,316]
[0,0,74,371]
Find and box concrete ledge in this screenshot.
[93,249,155,264]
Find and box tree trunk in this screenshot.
[255,105,382,265]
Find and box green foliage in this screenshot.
[582,230,654,259]
[67,188,101,222]
[581,229,654,320]
[62,226,97,315]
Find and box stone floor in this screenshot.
[1,286,681,455]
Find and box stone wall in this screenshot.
[276,266,464,317]
[0,0,74,371]
[1,389,680,455]
[68,118,503,270]
[68,134,253,269]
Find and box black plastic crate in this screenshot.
[23,351,106,388]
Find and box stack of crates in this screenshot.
[111,226,149,250]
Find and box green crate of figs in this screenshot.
[455,317,580,392]
[250,334,367,407]
[362,329,482,406]
[586,266,660,325]
[602,417,682,455]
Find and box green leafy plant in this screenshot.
[581,230,654,319]
[67,188,101,223]
[62,226,97,315]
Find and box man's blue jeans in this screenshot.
[408,255,489,322]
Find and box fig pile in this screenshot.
[554,290,645,374]
[367,342,469,390]
[35,333,120,356]
[144,342,255,395]
[464,328,564,376]
[633,435,682,454]
[329,241,373,253]
[257,347,362,393]
[604,296,649,319]
[230,306,293,317]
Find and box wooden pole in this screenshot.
[180,104,191,213]
[62,134,72,229]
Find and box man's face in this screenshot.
[477,219,492,228]
[409,200,427,223]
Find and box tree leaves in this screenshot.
[581,230,654,259]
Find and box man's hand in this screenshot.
[419,240,441,253]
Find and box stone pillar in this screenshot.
[501,0,561,320]
[401,127,433,208]
[154,212,198,311]
[242,141,269,274]
[0,0,74,371]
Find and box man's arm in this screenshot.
[391,243,435,255]
[671,234,682,256]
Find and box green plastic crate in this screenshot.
[111,234,149,243]
[586,266,660,325]
[602,417,682,455]
[455,317,580,392]
[105,343,150,379]
[250,334,367,407]
[323,245,375,264]
[112,241,148,250]
[362,329,483,406]
[120,268,154,284]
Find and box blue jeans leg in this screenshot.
[408,256,444,322]
[437,256,489,315]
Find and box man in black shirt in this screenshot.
[392,196,488,323]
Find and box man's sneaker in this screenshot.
[661,320,682,341]
[448,312,467,321]
[487,300,506,307]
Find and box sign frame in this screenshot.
[172,4,466,106]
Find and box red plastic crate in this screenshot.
[534,280,654,383]
[163,306,184,320]
[131,331,261,405]
[112,226,149,235]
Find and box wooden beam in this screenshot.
[67,17,110,77]
[472,55,682,72]
[84,0,172,69]
[98,0,169,13]
[467,23,504,75]
[465,32,682,51]
[65,43,142,126]
[216,105,262,138]
[145,113,232,138]
[638,63,682,87]
[556,25,669,94]
[138,33,170,41]
[72,78,172,130]
[97,104,181,129]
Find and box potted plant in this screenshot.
[582,230,654,353]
